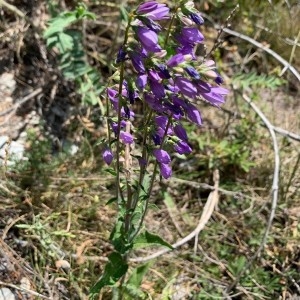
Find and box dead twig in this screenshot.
[0,280,51,300]
[171,176,254,200]
[0,88,43,126]
[131,171,220,263]
[221,107,300,142]
[202,12,300,83]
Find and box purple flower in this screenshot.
[149,80,165,98]
[136,74,148,90]
[155,115,168,128]
[116,46,127,63]
[136,1,158,14]
[149,70,165,98]
[177,44,195,57]
[185,66,200,79]
[195,80,211,94]
[107,88,119,111]
[136,1,169,20]
[155,64,171,79]
[185,103,202,125]
[120,131,134,144]
[152,133,162,145]
[135,27,162,53]
[121,107,135,119]
[156,126,172,138]
[128,50,146,73]
[103,148,113,165]
[177,28,204,45]
[171,95,187,110]
[174,140,192,154]
[111,121,126,135]
[174,124,188,142]
[144,93,164,112]
[165,102,183,120]
[167,53,185,67]
[201,86,229,106]
[174,77,198,99]
[137,16,161,32]
[189,12,204,25]
[153,149,171,164]
[159,163,172,179]
[215,73,223,85]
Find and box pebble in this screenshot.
[0,136,26,166]
[0,288,15,300]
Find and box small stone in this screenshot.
[0,288,15,300]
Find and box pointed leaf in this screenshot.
[127,262,152,287]
[133,230,173,250]
[90,252,128,294]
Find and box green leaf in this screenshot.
[133,230,173,250]
[58,32,74,51]
[44,14,77,38]
[90,252,128,294]
[127,262,152,287]
[110,220,132,254]
[119,5,129,23]
[106,197,118,206]
[123,284,146,300]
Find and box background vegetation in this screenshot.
[0,0,299,299]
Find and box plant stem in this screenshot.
[115,17,132,203]
[131,116,172,241]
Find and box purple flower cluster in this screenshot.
[103,1,229,179]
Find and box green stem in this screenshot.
[131,109,153,212]
[163,7,178,48]
[131,116,172,241]
[115,17,132,203]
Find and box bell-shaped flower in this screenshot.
[136,1,169,20]
[102,148,114,165]
[155,116,171,131]
[144,93,164,113]
[177,28,204,46]
[120,131,134,144]
[171,95,187,109]
[128,50,146,73]
[116,46,127,63]
[195,80,211,94]
[174,140,192,155]
[136,74,148,91]
[159,163,172,179]
[189,12,204,25]
[175,76,198,99]
[201,86,229,106]
[185,102,202,125]
[111,121,126,136]
[174,124,188,142]
[155,64,171,79]
[137,16,162,32]
[185,66,200,79]
[152,133,162,146]
[165,102,184,120]
[149,70,165,98]
[135,26,162,53]
[153,149,171,164]
[167,53,186,67]
[107,87,119,111]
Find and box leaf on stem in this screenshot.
[133,230,173,250]
[90,252,128,294]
